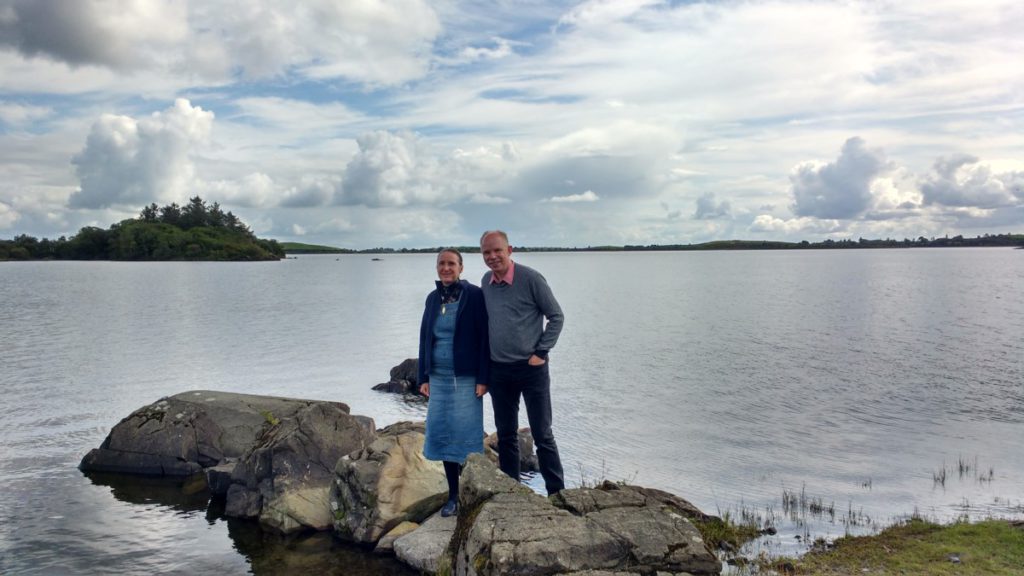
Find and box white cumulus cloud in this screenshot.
[0,200,19,228]
[280,177,338,208]
[0,102,52,126]
[68,98,213,209]
[549,190,599,203]
[202,172,277,208]
[693,191,731,220]
[258,0,441,85]
[790,137,891,219]
[0,0,440,87]
[0,0,188,70]
[920,154,1023,209]
[451,37,515,64]
[337,130,518,208]
[750,214,844,235]
[338,130,445,207]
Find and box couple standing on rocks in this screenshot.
[417,230,565,518]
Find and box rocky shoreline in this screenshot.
[80,388,722,575]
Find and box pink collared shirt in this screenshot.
[489,261,515,285]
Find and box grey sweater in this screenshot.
[481,262,564,363]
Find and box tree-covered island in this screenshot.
[0,197,284,261]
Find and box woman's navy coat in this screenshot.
[417,279,490,386]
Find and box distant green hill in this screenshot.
[0,197,284,261]
[280,242,354,254]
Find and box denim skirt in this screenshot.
[423,372,484,464]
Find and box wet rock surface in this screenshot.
[483,427,539,472]
[331,421,448,543]
[393,512,457,573]
[224,402,375,533]
[372,358,420,394]
[441,454,721,576]
[80,391,347,477]
[85,391,722,574]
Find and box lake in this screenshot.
[1,248,1022,574]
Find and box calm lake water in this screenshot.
[1,249,1022,573]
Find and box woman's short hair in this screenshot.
[438,247,463,265]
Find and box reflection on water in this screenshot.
[228,523,415,576]
[1,251,1022,571]
[85,472,212,514]
[85,473,416,576]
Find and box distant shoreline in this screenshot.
[6,234,1021,261]
[284,234,1024,255]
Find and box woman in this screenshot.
[418,248,490,517]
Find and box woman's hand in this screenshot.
[420,382,430,397]
[528,354,547,366]
[476,384,488,397]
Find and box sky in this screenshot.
[1,0,1022,249]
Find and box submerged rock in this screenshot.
[373,358,420,394]
[483,428,539,473]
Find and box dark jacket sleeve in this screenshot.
[418,291,435,385]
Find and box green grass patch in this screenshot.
[694,510,764,551]
[259,410,280,426]
[767,519,1024,575]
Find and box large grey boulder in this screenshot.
[397,455,535,576]
[332,421,448,543]
[224,402,375,533]
[442,454,721,576]
[447,454,625,576]
[553,481,715,522]
[79,391,346,477]
[551,483,721,575]
[457,491,629,575]
[458,452,534,510]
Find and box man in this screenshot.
[479,230,565,495]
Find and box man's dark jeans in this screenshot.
[489,359,565,495]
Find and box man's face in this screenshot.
[480,233,512,277]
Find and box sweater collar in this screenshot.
[489,261,515,285]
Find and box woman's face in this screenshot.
[436,251,463,285]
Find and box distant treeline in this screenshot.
[295,233,1024,255]
[279,242,357,254]
[1,197,284,261]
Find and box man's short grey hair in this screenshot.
[480,230,509,245]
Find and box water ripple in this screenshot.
[2,251,1022,572]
